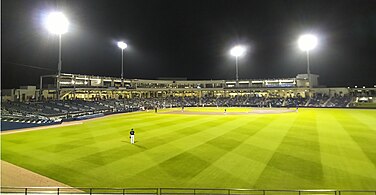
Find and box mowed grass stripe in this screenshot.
[135,113,290,187]
[149,115,274,187]
[131,115,271,187]
[65,115,227,168]
[46,113,198,152]
[352,109,376,120]
[52,115,250,187]
[84,116,263,187]
[95,111,163,122]
[1,131,105,179]
[185,115,279,188]
[316,110,376,189]
[67,112,192,137]
[138,116,229,149]
[2,108,376,189]
[2,114,221,176]
[255,109,323,189]
[0,112,162,149]
[1,113,220,187]
[50,111,178,140]
[347,110,376,131]
[17,113,190,154]
[187,113,298,188]
[335,111,376,166]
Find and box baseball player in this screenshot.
[130,128,135,144]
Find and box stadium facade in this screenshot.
[2,72,374,102]
[1,72,375,128]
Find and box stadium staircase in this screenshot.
[304,97,311,106]
[347,96,356,107]
[282,98,287,106]
[242,96,250,105]
[323,97,332,107]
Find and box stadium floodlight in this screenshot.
[230,45,246,57]
[117,41,127,50]
[230,45,246,85]
[117,41,127,80]
[298,34,317,89]
[45,12,69,35]
[298,34,317,51]
[45,12,69,100]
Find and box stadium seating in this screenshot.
[285,97,308,107]
[326,95,352,107]
[307,93,330,107]
[0,94,357,125]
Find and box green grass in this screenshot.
[355,102,376,108]
[1,108,376,189]
[165,107,253,112]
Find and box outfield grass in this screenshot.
[355,102,376,108]
[163,107,253,112]
[1,108,376,189]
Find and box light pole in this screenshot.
[117,41,127,86]
[45,12,69,99]
[230,45,246,86]
[298,34,317,89]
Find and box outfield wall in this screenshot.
[0,121,62,131]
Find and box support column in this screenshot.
[39,76,43,101]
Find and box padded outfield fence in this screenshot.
[1,187,375,195]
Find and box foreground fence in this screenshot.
[1,187,375,195]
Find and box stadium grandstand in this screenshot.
[1,72,375,130]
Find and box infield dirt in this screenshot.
[1,160,73,187]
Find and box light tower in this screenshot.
[117,41,127,86]
[298,34,318,88]
[230,45,246,86]
[45,12,69,99]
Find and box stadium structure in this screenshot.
[2,73,376,194]
[2,3,376,194]
[1,72,375,128]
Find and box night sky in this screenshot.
[2,0,376,89]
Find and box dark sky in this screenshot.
[2,0,376,89]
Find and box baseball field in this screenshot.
[1,107,376,189]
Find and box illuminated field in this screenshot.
[2,108,376,189]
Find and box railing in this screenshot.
[339,190,376,195]
[1,187,375,195]
[0,187,158,195]
[160,188,338,195]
